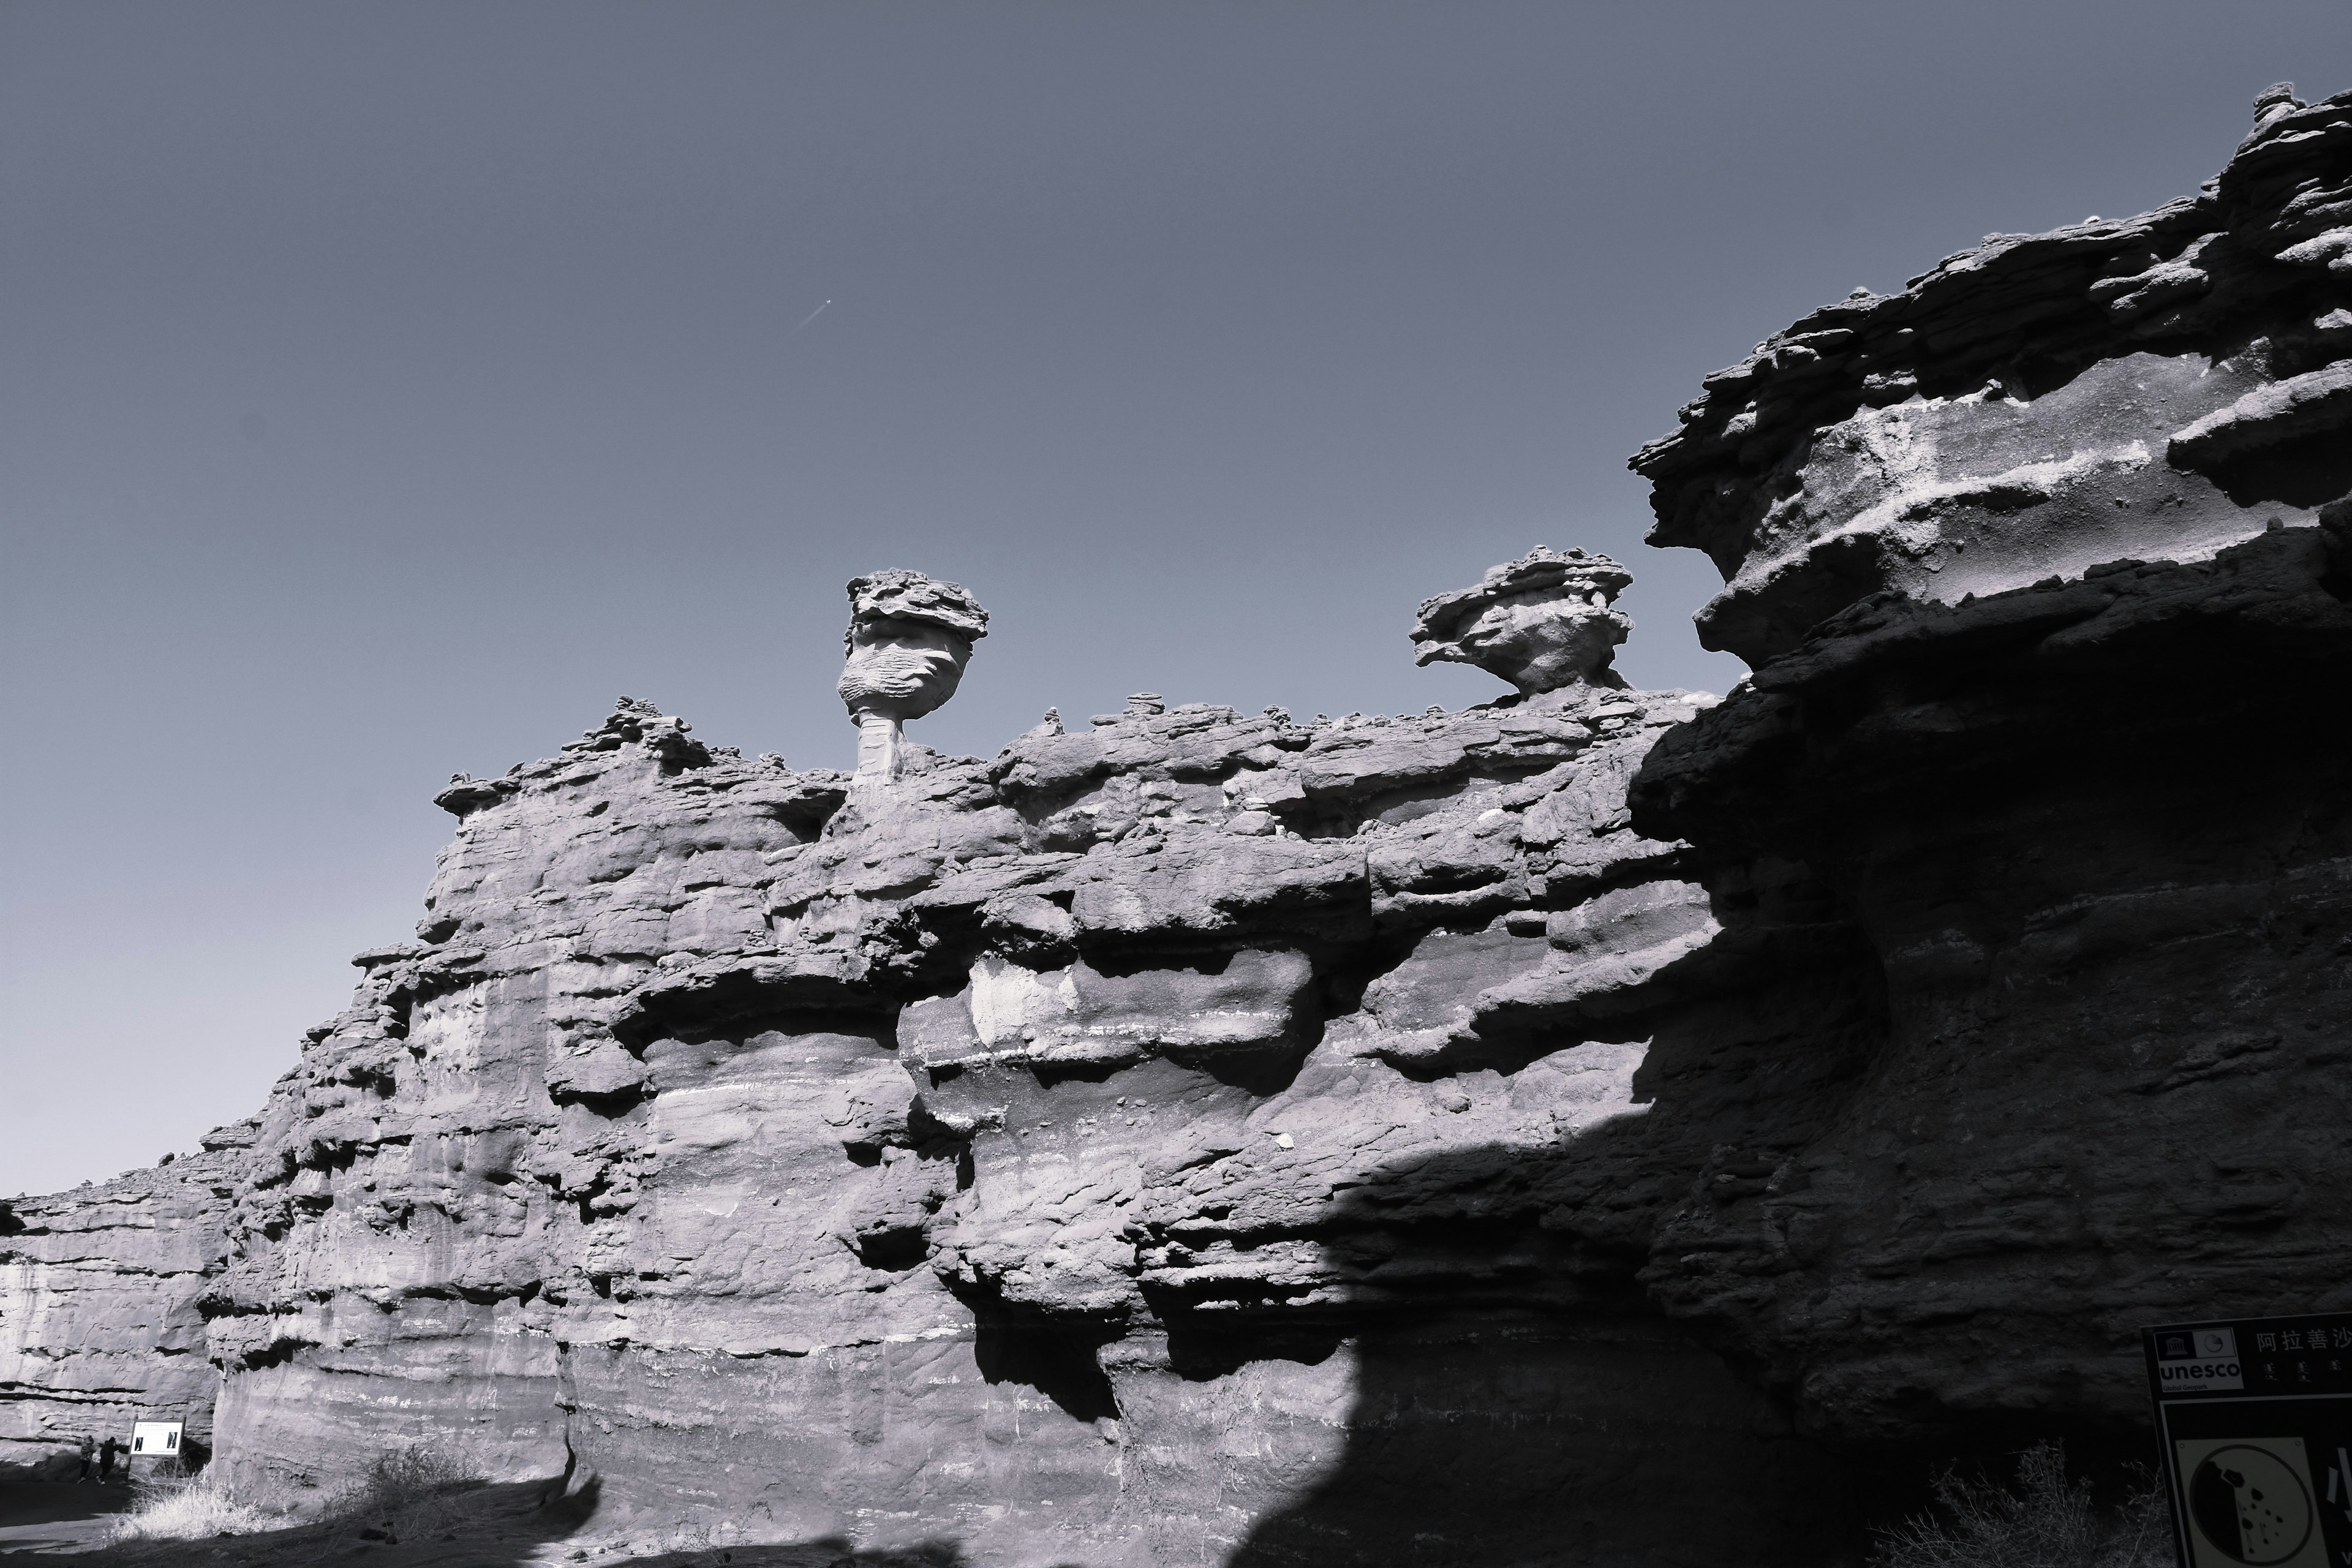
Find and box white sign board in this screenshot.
[128,1421,183,1457]
[2143,1312,2352,1568]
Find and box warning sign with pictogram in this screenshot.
[2144,1313,2352,1568]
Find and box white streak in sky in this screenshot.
[788,300,833,337]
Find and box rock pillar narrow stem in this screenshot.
[854,712,905,782]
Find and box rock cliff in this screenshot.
[3,85,2348,1567]
[0,1124,251,1478]
[1625,83,2352,1450]
[203,677,1832,1565]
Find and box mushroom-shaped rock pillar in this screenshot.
[1410,546,1634,695]
[837,569,990,781]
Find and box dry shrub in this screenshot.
[1871,1441,2171,1568]
[107,1465,299,1542]
[322,1443,477,1544]
[334,1444,469,1518]
[106,1442,475,1546]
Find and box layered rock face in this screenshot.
[2,86,2346,1567]
[1626,83,2352,1442]
[0,1124,250,1477]
[190,678,1855,1564]
[1637,83,2352,665]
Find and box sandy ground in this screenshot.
[0,1480,964,1566]
[0,1482,134,1556]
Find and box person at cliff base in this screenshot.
[97,1435,123,1483]
[74,1434,94,1482]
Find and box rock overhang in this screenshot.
[1634,84,2352,666]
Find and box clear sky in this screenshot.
[4,1,2348,1197]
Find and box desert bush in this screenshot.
[1871,1441,2171,1568]
[106,1469,295,1542]
[321,1442,478,1543]
[106,1442,475,1545]
[333,1443,469,1518]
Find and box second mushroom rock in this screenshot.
[1409,545,1635,695]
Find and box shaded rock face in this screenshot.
[3,87,2348,1567]
[1625,83,2352,1446]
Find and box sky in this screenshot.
[4,1,2348,1197]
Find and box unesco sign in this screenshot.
[2143,1313,2352,1568]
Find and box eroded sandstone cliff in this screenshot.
[0,1123,251,1478]
[4,83,2348,1568]
[1625,81,2352,1448]
[193,676,1845,1565]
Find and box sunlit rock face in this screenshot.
[1409,545,1635,694]
[185,671,1848,1565]
[837,568,990,781]
[3,85,2348,1568]
[1634,85,2352,665]
[0,1129,249,1479]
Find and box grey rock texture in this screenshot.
[1410,545,1636,693]
[1633,85,2352,665]
[192,676,1831,1564]
[0,1124,251,1478]
[3,85,2348,1567]
[1624,82,2352,1446]
[838,569,990,782]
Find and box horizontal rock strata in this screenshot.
[0,1125,250,1477]
[1634,86,2352,665]
[198,680,1859,1564]
[1624,84,2352,1447]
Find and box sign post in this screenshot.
[2143,1312,2352,1568]
[127,1421,184,1461]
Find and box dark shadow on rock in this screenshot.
[1202,851,1896,1567]
[969,1306,1122,1424]
[1202,1152,1860,1568]
[1161,1317,1349,1382]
